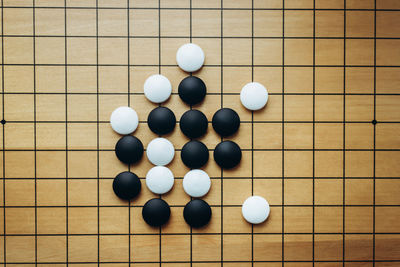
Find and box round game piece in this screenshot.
[183,169,211,198]
[179,109,208,139]
[113,171,141,200]
[146,166,174,195]
[242,196,270,224]
[214,141,242,169]
[115,135,144,164]
[183,199,212,228]
[142,198,171,227]
[176,43,205,73]
[147,107,176,135]
[110,106,139,135]
[181,140,209,169]
[144,74,172,103]
[240,82,269,111]
[212,108,240,137]
[178,76,207,106]
[146,138,175,166]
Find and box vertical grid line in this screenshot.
[251,0,254,266]
[342,1,347,265]
[127,0,131,265]
[189,0,192,43]
[220,0,224,265]
[189,0,193,266]
[312,0,316,265]
[373,0,377,265]
[95,0,100,265]
[158,0,161,75]
[281,0,285,265]
[1,0,5,263]
[158,1,162,265]
[32,2,37,265]
[64,0,69,264]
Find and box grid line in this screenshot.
[5,34,400,40]
[1,259,400,264]
[220,0,224,265]
[127,0,132,265]
[95,0,100,265]
[342,1,347,264]
[312,0,316,265]
[32,1,38,265]
[2,6,400,11]
[281,0,285,264]
[373,0,377,265]
[1,0,6,262]
[63,0,69,264]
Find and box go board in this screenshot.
[1,0,400,266]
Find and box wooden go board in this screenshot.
[1,0,400,266]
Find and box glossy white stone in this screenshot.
[144,74,172,103]
[176,43,205,73]
[146,166,174,195]
[146,138,175,166]
[110,106,139,135]
[182,169,211,198]
[240,82,269,111]
[242,196,270,224]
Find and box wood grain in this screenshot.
[1,0,400,265]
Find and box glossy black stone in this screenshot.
[214,140,242,169]
[212,108,240,137]
[178,76,207,105]
[183,199,212,228]
[147,107,176,135]
[142,198,171,227]
[179,109,208,139]
[115,135,144,164]
[113,171,141,200]
[181,140,209,169]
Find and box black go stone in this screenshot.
[212,108,240,137]
[180,109,208,139]
[181,140,209,169]
[214,140,242,169]
[142,198,171,227]
[113,171,141,200]
[115,135,144,164]
[178,76,207,106]
[147,106,176,135]
[183,199,212,228]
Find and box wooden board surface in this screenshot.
[1,0,400,266]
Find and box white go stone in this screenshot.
[146,138,175,166]
[182,169,211,198]
[144,74,172,103]
[110,106,139,135]
[240,82,269,111]
[176,43,205,73]
[146,166,174,195]
[242,196,270,224]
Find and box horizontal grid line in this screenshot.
[0,260,399,264]
[0,148,399,152]
[2,204,400,208]
[1,64,400,68]
[2,92,400,96]
[3,121,399,124]
[3,176,400,180]
[2,6,400,11]
[1,233,399,236]
[2,35,400,40]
